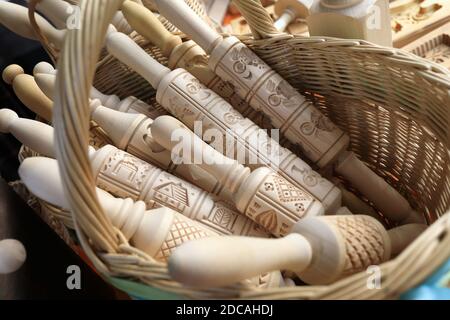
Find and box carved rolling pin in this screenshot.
[168,215,427,287]
[4,67,229,200]
[88,101,231,201]
[104,28,342,213]
[273,0,312,31]
[33,64,165,120]
[18,156,220,261]
[0,109,266,237]
[19,156,288,288]
[151,115,325,237]
[152,0,422,224]
[121,0,261,122]
[0,239,26,274]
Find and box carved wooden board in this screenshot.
[402,21,450,69]
[391,0,450,48]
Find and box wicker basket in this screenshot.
[47,0,450,299]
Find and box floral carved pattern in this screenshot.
[300,110,336,137]
[185,77,212,99]
[266,79,304,109]
[230,46,263,80]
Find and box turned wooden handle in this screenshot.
[151,115,250,192]
[34,0,73,29]
[2,65,53,122]
[388,223,427,256]
[34,73,56,100]
[0,1,65,48]
[335,151,423,224]
[34,70,120,109]
[169,214,392,287]
[169,234,312,288]
[153,0,221,54]
[274,0,313,17]
[274,0,313,31]
[0,239,26,275]
[105,30,171,89]
[19,156,112,211]
[0,109,55,157]
[33,61,57,76]
[121,0,182,57]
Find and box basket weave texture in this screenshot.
[46,0,450,299]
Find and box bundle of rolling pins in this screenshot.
[0,0,427,286]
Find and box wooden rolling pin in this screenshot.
[168,215,427,287]
[151,115,325,237]
[19,156,288,288]
[88,101,232,201]
[0,109,267,237]
[92,144,268,237]
[0,239,26,274]
[152,0,422,224]
[34,68,165,120]
[273,0,312,31]
[104,28,342,213]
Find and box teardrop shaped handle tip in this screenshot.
[0,239,26,274]
[33,61,56,76]
[2,64,24,85]
[0,108,19,133]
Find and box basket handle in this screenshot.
[53,0,124,254]
[27,0,59,63]
[232,0,281,39]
